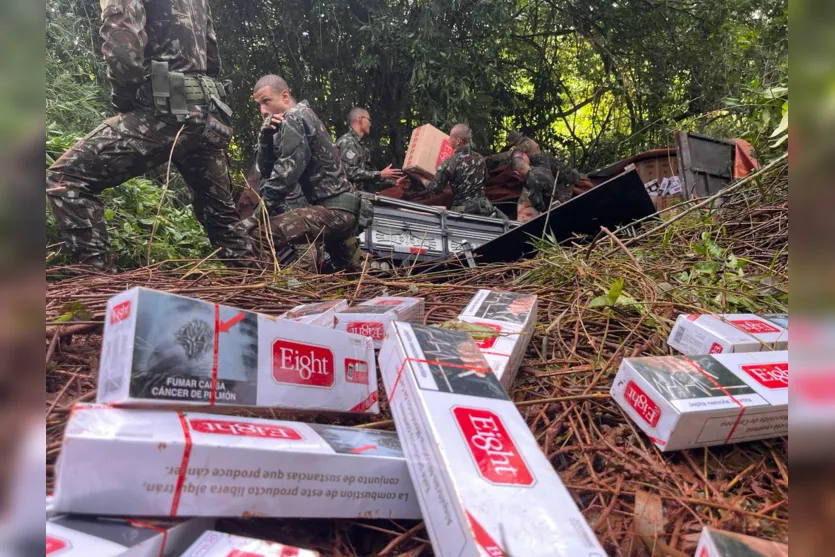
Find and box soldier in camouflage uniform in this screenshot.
[335,108,404,194]
[510,150,560,223]
[415,124,499,217]
[46,0,255,270]
[253,75,364,271]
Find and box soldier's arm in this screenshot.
[424,160,453,194]
[339,143,381,185]
[206,3,221,77]
[261,117,311,213]
[100,0,148,112]
[528,172,548,212]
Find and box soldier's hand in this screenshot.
[380,165,404,180]
[395,176,410,189]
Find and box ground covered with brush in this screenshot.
[45,160,788,556]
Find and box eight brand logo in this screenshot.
[272,340,334,387]
[741,362,789,389]
[189,419,303,440]
[345,358,370,384]
[46,536,70,555]
[452,406,534,486]
[624,381,662,427]
[373,299,404,306]
[709,342,724,354]
[686,314,701,322]
[729,319,781,334]
[472,322,502,350]
[110,300,131,325]
[347,322,386,340]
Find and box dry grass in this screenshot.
[45,160,788,556]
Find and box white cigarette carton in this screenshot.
[97,288,378,414]
[180,530,319,557]
[53,405,420,519]
[694,526,788,557]
[611,351,788,451]
[456,289,538,389]
[46,515,213,557]
[334,297,424,349]
[667,314,788,355]
[379,322,606,557]
[277,300,350,328]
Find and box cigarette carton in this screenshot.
[46,515,213,557]
[403,124,454,179]
[180,530,319,557]
[277,300,349,328]
[456,289,538,389]
[53,405,420,519]
[694,526,788,557]
[667,313,788,355]
[378,322,605,557]
[97,288,378,414]
[334,297,424,349]
[610,351,788,451]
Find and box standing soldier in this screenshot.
[415,124,501,217]
[253,75,364,272]
[46,0,255,270]
[335,108,404,194]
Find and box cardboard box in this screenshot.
[378,322,605,557]
[694,526,788,557]
[403,124,454,179]
[53,405,420,519]
[180,530,319,557]
[97,288,378,414]
[277,300,349,328]
[46,515,213,556]
[456,289,538,389]
[610,351,788,451]
[334,297,424,349]
[667,313,788,355]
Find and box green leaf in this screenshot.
[770,110,788,138]
[607,277,624,305]
[590,295,611,308]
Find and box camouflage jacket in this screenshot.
[518,166,554,212]
[529,153,580,190]
[335,129,392,193]
[425,146,487,206]
[255,134,308,215]
[100,0,221,112]
[260,100,354,214]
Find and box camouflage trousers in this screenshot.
[268,206,363,272]
[46,107,255,269]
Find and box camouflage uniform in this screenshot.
[529,152,580,200]
[46,0,254,269]
[254,119,320,272]
[424,146,495,216]
[261,101,363,271]
[335,128,392,193]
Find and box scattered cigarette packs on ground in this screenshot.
[277,299,349,328]
[46,514,213,556]
[667,313,788,355]
[97,288,378,414]
[611,351,788,451]
[53,405,420,519]
[180,530,319,557]
[379,322,605,557]
[695,526,788,557]
[456,289,538,389]
[334,297,424,349]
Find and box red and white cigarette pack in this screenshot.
[277,300,349,328]
[667,314,788,355]
[53,405,420,519]
[46,515,213,557]
[694,526,788,557]
[456,290,538,389]
[97,288,378,414]
[610,351,788,451]
[180,530,319,557]
[334,297,425,349]
[378,322,605,557]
